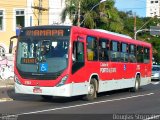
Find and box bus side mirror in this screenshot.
[9,41,13,53]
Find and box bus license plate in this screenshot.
[33,87,42,93]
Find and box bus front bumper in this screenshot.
[15,82,72,97]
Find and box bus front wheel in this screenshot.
[84,78,97,101]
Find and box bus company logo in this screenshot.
[100,62,108,67]
[100,62,116,73]
[100,67,116,73]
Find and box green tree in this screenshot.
[61,0,79,24]
[97,0,124,32]
[61,0,124,32]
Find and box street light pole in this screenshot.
[134,29,149,40]
[134,15,158,39]
[79,0,106,26]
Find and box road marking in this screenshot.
[0,92,154,118]
[151,82,159,85]
[0,98,13,102]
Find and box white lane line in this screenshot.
[0,92,154,118]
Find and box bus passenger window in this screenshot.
[99,38,109,61]
[87,36,98,61]
[137,46,144,63]
[144,48,150,63]
[120,43,128,62]
[73,41,84,62]
[129,44,136,63]
[110,41,120,62]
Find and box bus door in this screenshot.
[71,35,86,83]
[9,36,18,54]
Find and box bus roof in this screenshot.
[21,25,71,30]
[93,29,132,39]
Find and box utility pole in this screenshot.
[77,1,81,26]
[38,0,42,25]
[32,0,48,25]
[134,12,137,39]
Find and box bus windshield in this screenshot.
[16,27,70,80]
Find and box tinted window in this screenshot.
[99,38,109,61]
[137,46,144,63]
[120,43,128,62]
[87,36,98,61]
[129,44,136,63]
[110,41,120,62]
[144,47,150,63]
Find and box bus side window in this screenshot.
[86,36,98,61]
[129,44,136,63]
[110,41,120,62]
[99,38,109,61]
[137,46,144,63]
[121,43,128,62]
[73,41,84,62]
[144,47,150,63]
[72,41,84,74]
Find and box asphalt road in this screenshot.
[0,81,160,120]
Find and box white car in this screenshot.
[151,65,160,80]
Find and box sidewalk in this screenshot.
[0,79,14,102]
[0,78,14,88]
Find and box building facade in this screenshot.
[146,0,160,17]
[0,0,70,56]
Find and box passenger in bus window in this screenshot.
[129,54,136,63]
[87,49,94,60]
[54,42,65,57]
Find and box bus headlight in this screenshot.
[14,75,22,85]
[56,75,68,87]
[154,73,159,77]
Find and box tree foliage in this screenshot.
[62,0,160,63]
[62,0,123,32]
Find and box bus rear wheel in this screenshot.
[84,78,97,101]
[131,75,140,92]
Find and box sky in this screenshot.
[115,0,146,17]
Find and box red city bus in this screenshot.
[13,25,152,100]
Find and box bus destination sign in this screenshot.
[21,58,37,64]
[25,29,64,37]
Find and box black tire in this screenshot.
[131,75,140,92]
[41,95,53,101]
[84,78,97,101]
